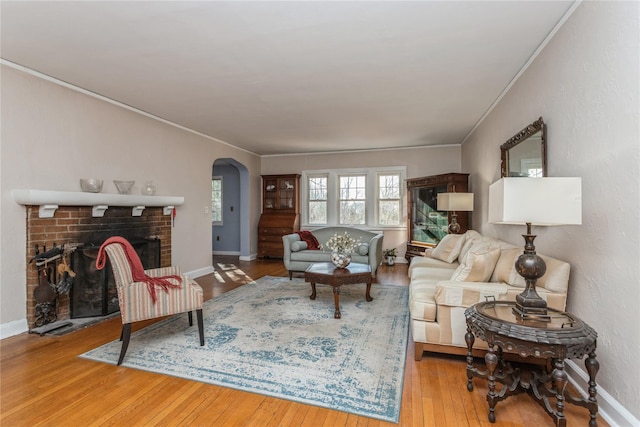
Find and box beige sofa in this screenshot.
[282,226,383,279]
[409,230,570,361]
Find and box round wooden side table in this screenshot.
[465,301,599,427]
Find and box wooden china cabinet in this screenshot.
[405,173,469,260]
[258,174,301,258]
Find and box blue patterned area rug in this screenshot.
[80,276,410,422]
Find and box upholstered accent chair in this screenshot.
[100,240,205,365]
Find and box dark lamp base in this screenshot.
[512,303,551,321]
[513,223,551,322]
[448,213,461,234]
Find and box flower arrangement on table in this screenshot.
[323,231,361,254]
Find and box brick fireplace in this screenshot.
[24,205,173,329]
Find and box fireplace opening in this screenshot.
[70,238,161,318]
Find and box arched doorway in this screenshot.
[212,158,250,260]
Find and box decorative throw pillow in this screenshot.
[490,247,526,287]
[431,233,466,263]
[290,241,308,252]
[451,242,501,282]
[458,230,482,262]
[357,243,369,256]
[296,230,321,250]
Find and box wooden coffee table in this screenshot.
[304,262,372,319]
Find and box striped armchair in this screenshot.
[100,240,204,365]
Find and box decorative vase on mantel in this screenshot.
[331,251,352,269]
[142,181,156,196]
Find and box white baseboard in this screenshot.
[212,250,259,261]
[211,250,257,261]
[565,359,639,427]
[185,265,215,279]
[0,318,28,339]
[212,250,241,256]
[239,253,257,261]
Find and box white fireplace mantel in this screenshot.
[11,189,184,218]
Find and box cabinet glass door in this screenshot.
[410,185,448,245]
[264,178,277,209]
[279,178,295,209]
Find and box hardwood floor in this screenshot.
[1,256,607,426]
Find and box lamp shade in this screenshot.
[437,193,474,211]
[488,177,582,226]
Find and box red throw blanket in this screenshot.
[296,230,321,250]
[96,236,182,303]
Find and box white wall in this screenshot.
[261,145,463,260]
[462,1,639,421]
[0,65,262,335]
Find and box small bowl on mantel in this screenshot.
[80,179,103,193]
[114,180,135,194]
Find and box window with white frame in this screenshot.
[211,177,223,225]
[339,174,366,225]
[308,175,328,225]
[378,173,401,225]
[302,167,406,228]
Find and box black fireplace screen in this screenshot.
[70,238,161,318]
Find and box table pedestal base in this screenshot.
[305,262,372,319]
[466,329,599,427]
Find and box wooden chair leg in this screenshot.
[289,271,293,280]
[188,311,193,326]
[196,309,204,346]
[118,324,132,366]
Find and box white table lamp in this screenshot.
[437,192,474,233]
[489,177,582,319]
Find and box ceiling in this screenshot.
[1,1,575,156]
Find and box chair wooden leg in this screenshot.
[289,271,293,280]
[118,324,132,366]
[196,309,204,346]
[188,311,193,326]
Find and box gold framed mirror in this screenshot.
[501,117,547,177]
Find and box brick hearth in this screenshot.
[25,206,172,329]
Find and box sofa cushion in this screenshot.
[430,234,466,263]
[458,230,482,262]
[489,247,570,293]
[409,282,437,322]
[537,255,571,293]
[451,242,501,282]
[290,251,332,263]
[411,266,456,282]
[490,247,526,287]
[408,256,459,277]
[357,242,369,256]
[435,281,509,308]
[290,241,308,252]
